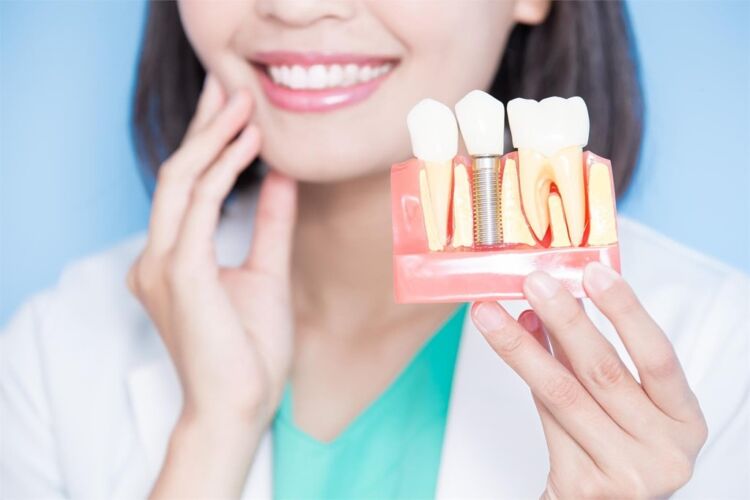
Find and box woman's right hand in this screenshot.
[127,75,297,498]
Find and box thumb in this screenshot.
[243,170,298,279]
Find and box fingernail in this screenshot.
[472,302,508,332]
[518,310,540,332]
[584,262,619,293]
[524,272,561,300]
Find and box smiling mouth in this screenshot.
[250,52,399,112]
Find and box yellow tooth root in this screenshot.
[419,168,443,251]
[550,147,586,247]
[518,147,586,247]
[586,162,618,245]
[501,159,537,246]
[451,164,473,248]
[548,192,572,248]
[424,161,452,248]
[518,149,552,241]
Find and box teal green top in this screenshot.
[272,305,468,500]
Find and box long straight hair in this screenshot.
[133,1,643,197]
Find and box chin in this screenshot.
[259,147,377,184]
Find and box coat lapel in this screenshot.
[436,300,550,499]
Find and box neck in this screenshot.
[291,170,453,336]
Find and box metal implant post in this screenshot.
[472,156,502,246]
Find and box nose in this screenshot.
[256,0,356,27]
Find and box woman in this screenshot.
[2,1,747,498]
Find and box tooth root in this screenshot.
[518,149,552,240]
[550,146,586,247]
[419,169,443,251]
[424,161,452,247]
[451,163,473,248]
[548,192,572,248]
[587,162,618,245]
[501,159,537,246]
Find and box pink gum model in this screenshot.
[391,151,620,303]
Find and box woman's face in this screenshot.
[178,0,549,183]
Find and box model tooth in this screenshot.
[586,162,618,245]
[419,169,443,251]
[500,159,536,246]
[451,163,473,248]
[508,96,588,246]
[407,99,458,162]
[548,192,572,247]
[407,99,458,249]
[454,90,504,156]
[508,96,589,157]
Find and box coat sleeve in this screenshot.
[1,295,68,499]
[676,272,750,499]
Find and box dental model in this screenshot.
[391,91,620,302]
[407,99,459,250]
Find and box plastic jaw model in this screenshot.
[392,92,620,303]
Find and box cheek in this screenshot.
[178,1,248,73]
[373,0,515,102]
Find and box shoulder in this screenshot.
[617,215,747,295]
[1,186,260,354]
[616,216,748,344]
[1,232,151,355]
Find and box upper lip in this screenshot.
[249,51,399,67]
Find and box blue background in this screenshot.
[1,1,749,325]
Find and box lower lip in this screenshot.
[255,66,393,113]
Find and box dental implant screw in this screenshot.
[472,156,503,247]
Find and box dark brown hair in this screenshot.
[133,1,643,197]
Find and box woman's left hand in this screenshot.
[471,262,708,500]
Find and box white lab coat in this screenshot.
[2,191,748,499]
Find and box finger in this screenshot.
[147,90,253,255]
[518,309,549,351]
[520,310,596,467]
[524,272,659,436]
[184,73,227,140]
[471,301,628,466]
[583,262,700,422]
[173,125,261,263]
[243,171,298,281]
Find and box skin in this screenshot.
[126,0,707,498]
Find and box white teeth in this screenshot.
[343,64,359,85]
[290,65,306,89]
[454,90,505,156]
[359,66,373,82]
[266,62,393,90]
[407,99,458,162]
[328,64,343,87]
[507,96,589,157]
[269,66,281,83]
[308,64,327,89]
